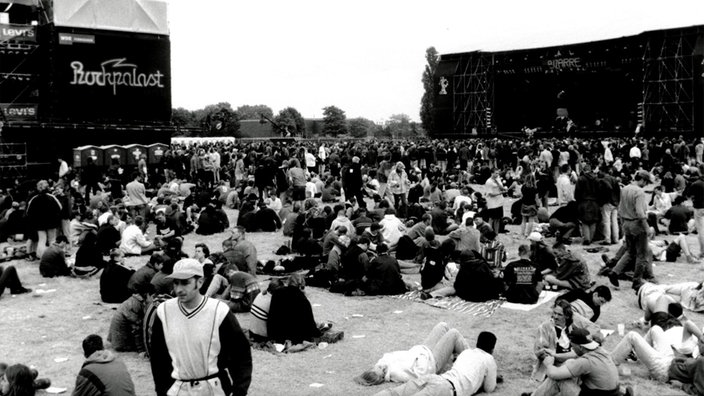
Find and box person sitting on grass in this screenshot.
[38,235,71,278]
[362,244,407,296]
[453,250,503,303]
[73,231,107,278]
[267,273,342,346]
[355,321,470,386]
[522,328,632,396]
[503,244,543,304]
[0,264,31,298]
[556,285,612,323]
[100,249,135,304]
[371,330,498,396]
[107,284,151,353]
[72,334,135,396]
[218,265,260,313]
[248,278,286,342]
[543,242,591,291]
[127,252,164,295]
[119,216,158,256]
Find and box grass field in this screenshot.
[1,192,700,396]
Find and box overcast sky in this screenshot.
[168,0,704,122]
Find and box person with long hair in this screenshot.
[1,364,35,396]
[520,173,540,237]
[355,322,470,386]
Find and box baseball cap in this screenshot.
[568,328,599,350]
[527,232,543,242]
[167,258,204,279]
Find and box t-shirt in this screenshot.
[564,348,619,391]
[665,205,693,234]
[502,258,542,304]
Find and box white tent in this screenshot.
[51,0,168,35]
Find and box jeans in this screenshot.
[601,204,619,243]
[619,219,653,284]
[694,208,704,256]
[421,322,470,372]
[373,375,454,396]
[530,377,580,396]
[610,330,672,381]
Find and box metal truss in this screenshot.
[642,30,697,134]
[452,53,494,135]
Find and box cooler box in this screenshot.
[101,145,127,167]
[124,144,147,166]
[72,145,104,168]
[147,143,169,165]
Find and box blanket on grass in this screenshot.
[393,290,504,317]
[500,290,560,312]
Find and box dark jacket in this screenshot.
[364,254,407,296]
[454,251,503,302]
[26,191,62,230]
[268,286,321,344]
[73,350,136,396]
[100,261,135,304]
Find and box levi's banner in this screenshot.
[0,23,36,43]
[0,103,38,120]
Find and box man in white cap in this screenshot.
[149,258,252,396]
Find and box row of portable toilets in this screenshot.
[73,143,170,168]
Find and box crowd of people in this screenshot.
[1,134,704,395]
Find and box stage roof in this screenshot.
[0,0,168,35]
[442,24,704,57]
[52,0,168,35]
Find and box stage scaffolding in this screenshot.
[452,53,494,135]
[642,29,701,134]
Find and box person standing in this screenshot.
[574,163,600,245]
[598,166,621,245]
[125,172,149,220]
[150,259,252,396]
[484,168,506,235]
[388,162,410,215]
[610,170,655,289]
[26,180,62,259]
[688,165,704,259]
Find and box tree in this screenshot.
[274,107,306,137]
[199,102,240,137]
[236,104,273,120]
[347,117,376,138]
[387,113,413,139]
[172,107,197,127]
[322,105,347,136]
[420,47,439,136]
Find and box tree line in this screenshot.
[171,103,422,139]
[172,44,440,139]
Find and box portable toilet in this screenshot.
[147,143,169,165]
[72,145,104,168]
[124,144,147,166]
[101,145,127,167]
